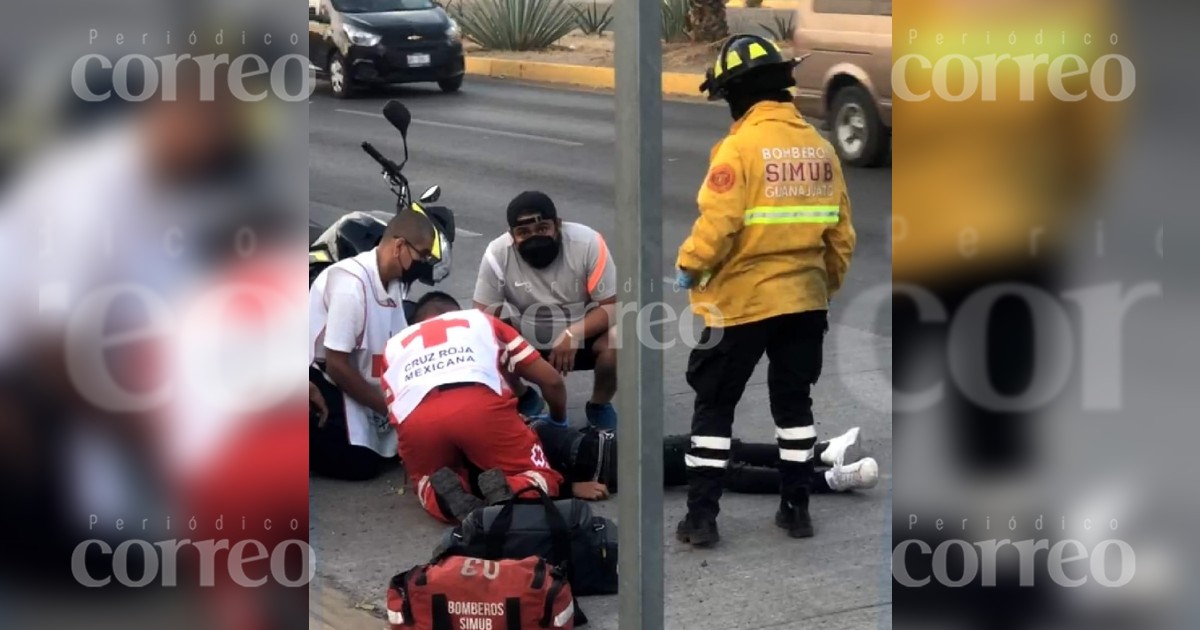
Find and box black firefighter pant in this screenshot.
[685,310,828,520]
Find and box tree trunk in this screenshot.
[687,0,730,42]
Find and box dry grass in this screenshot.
[465,31,791,74]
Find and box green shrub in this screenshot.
[451,0,578,51]
[573,1,613,36]
[661,0,690,43]
[744,0,764,7]
[761,13,794,41]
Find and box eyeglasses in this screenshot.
[403,239,436,264]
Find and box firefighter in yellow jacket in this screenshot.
[674,34,856,547]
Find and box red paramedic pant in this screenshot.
[396,383,562,523]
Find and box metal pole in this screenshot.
[614,0,664,627]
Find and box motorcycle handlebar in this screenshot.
[361,141,399,178]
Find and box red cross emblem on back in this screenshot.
[400,317,471,349]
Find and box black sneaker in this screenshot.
[675,515,720,548]
[477,468,515,505]
[429,468,484,521]
[775,502,815,539]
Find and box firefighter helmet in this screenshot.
[699,34,807,101]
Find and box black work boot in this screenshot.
[429,467,484,521]
[675,514,720,548]
[775,492,815,539]
[477,468,516,505]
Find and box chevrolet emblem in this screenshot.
[407,34,423,41]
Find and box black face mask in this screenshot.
[400,260,427,286]
[517,235,560,269]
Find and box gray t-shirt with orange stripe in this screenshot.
[473,222,616,348]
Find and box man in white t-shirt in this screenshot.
[308,209,438,480]
[382,292,567,523]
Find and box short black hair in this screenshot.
[413,291,461,322]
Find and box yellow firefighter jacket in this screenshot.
[677,101,856,327]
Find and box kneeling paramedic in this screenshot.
[675,35,857,547]
[382,292,566,524]
[308,209,440,481]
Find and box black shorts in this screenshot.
[535,333,603,372]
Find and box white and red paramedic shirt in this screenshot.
[381,309,539,425]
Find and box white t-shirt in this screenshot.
[381,309,539,425]
[309,248,407,456]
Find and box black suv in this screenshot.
[309,0,465,97]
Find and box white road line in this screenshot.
[458,228,483,237]
[335,109,583,147]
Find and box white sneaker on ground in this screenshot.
[825,457,880,492]
[821,426,862,467]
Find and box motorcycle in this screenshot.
[309,99,456,319]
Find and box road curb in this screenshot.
[465,57,706,97]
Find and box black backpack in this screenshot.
[436,486,619,596]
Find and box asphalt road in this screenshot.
[309,77,892,629]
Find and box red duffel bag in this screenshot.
[386,555,581,630]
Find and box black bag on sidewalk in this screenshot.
[437,486,619,596]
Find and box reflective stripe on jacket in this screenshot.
[677,101,856,327]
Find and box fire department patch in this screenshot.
[706,164,736,193]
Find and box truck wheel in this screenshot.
[828,85,888,168]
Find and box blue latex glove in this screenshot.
[675,269,696,290]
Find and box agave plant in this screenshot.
[761,13,795,42]
[573,1,613,36]
[661,0,691,43]
[452,0,578,51]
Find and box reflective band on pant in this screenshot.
[779,448,814,462]
[685,454,729,469]
[744,206,839,225]
[522,471,549,492]
[417,476,431,508]
[776,426,816,441]
[691,435,733,450]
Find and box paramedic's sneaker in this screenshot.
[478,468,516,505]
[429,468,484,521]
[517,387,545,417]
[825,457,880,492]
[675,515,720,548]
[820,427,862,467]
[585,402,618,432]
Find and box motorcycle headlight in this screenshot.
[342,22,381,47]
[445,19,462,44]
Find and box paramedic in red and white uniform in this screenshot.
[382,292,567,523]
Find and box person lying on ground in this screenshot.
[381,291,567,523]
[529,421,880,501]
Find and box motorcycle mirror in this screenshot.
[419,185,441,204]
[382,100,411,139]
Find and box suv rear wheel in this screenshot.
[829,85,888,168]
